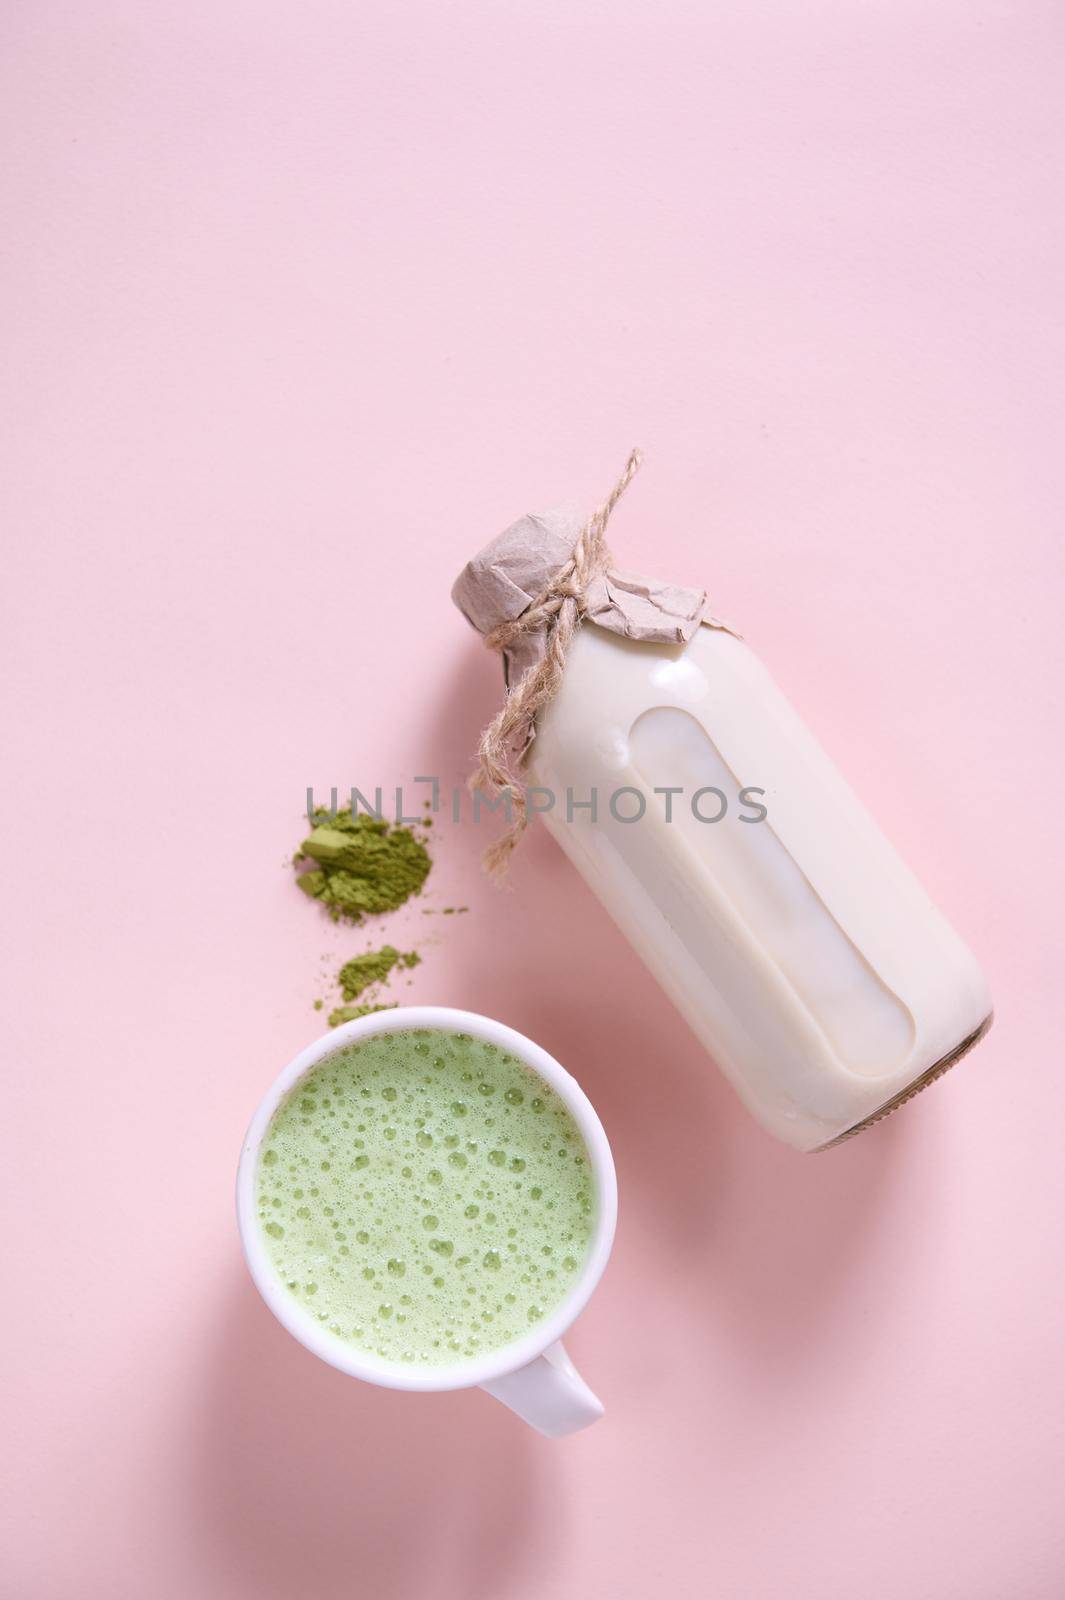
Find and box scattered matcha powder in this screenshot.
[292,805,440,1026]
[338,945,421,1002]
[294,807,431,922]
[327,1000,397,1029]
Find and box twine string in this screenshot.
[470,448,643,880]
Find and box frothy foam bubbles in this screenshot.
[255,1028,595,1366]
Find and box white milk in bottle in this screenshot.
[454,500,992,1152]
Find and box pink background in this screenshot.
[3,2,1063,1596]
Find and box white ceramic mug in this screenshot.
[236,1005,617,1437]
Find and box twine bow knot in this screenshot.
[469,448,643,880]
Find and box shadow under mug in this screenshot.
[236,1005,618,1437]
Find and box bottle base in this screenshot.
[815,1012,995,1152]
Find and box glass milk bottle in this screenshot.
[455,506,993,1153]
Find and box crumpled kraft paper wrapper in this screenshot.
[453,505,721,685]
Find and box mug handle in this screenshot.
[481,1340,604,1437]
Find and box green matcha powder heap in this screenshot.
[294,806,433,1025]
[294,807,431,921]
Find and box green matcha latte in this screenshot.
[255,1028,596,1366]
